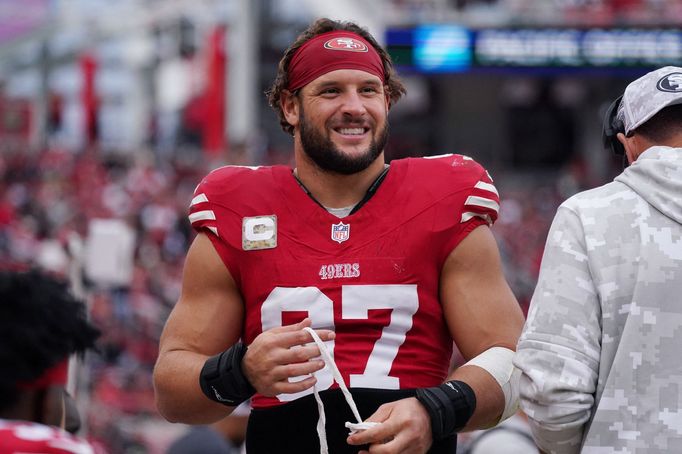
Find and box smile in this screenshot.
[335,127,367,136]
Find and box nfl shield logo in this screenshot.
[331,222,350,244]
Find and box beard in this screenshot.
[299,105,389,175]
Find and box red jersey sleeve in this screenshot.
[459,160,499,226]
[410,154,500,265]
[187,165,262,285]
[188,165,241,239]
[188,190,218,237]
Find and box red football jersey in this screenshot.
[0,421,95,454]
[189,154,499,409]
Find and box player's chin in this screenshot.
[332,141,369,157]
[333,137,375,156]
[336,146,371,160]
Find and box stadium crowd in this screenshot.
[0,145,203,451]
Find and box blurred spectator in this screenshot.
[0,269,100,453]
[167,426,235,454]
[166,405,249,454]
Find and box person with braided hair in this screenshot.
[0,269,100,453]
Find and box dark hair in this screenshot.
[266,17,407,135]
[635,104,682,143]
[0,270,100,410]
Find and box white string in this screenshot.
[302,327,379,453]
[312,383,328,454]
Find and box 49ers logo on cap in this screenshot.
[324,37,368,52]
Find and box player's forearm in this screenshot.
[448,363,505,431]
[153,350,236,424]
[413,346,519,444]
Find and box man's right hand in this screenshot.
[242,318,335,397]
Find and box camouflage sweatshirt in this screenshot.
[514,146,682,454]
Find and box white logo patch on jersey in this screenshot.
[331,221,350,243]
[242,215,277,250]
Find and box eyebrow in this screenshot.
[313,79,383,90]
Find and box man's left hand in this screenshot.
[346,397,433,454]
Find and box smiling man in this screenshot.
[154,18,524,454]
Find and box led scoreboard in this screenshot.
[386,25,682,73]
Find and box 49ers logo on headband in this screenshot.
[324,37,368,52]
[287,31,384,91]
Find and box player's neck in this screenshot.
[0,392,44,424]
[293,157,387,209]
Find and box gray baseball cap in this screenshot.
[618,66,682,135]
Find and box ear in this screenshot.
[280,90,300,130]
[617,133,637,165]
[619,132,653,165]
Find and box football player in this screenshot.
[154,17,524,454]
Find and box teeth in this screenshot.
[338,128,364,135]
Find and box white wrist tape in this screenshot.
[464,346,520,422]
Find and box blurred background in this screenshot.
[1,0,681,452]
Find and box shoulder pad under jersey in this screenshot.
[408,154,500,226]
[188,165,272,237]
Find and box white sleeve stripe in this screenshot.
[207,226,218,236]
[423,153,453,159]
[189,210,216,223]
[461,212,491,223]
[474,181,499,196]
[191,193,209,206]
[465,195,500,212]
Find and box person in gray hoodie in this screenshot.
[514,65,682,454]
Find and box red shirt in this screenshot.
[189,154,499,409]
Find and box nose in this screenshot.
[340,91,367,118]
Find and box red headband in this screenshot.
[17,359,69,390]
[287,31,385,91]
